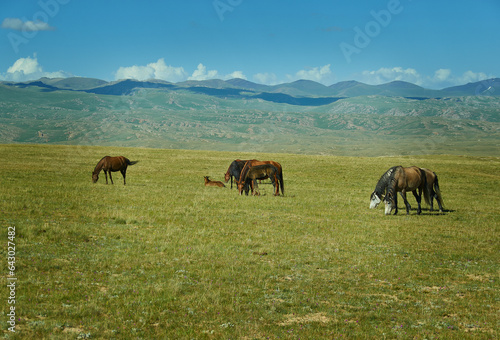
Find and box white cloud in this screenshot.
[433,68,452,82]
[427,69,492,88]
[115,58,187,82]
[358,67,495,89]
[0,55,71,82]
[225,71,246,80]
[361,67,423,85]
[1,18,55,32]
[7,56,42,75]
[188,63,219,81]
[459,70,489,84]
[115,60,247,83]
[287,64,334,84]
[253,72,279,85]
[253,65,335,85]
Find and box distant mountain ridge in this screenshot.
[0,78,498,156]
[2,77,499,106]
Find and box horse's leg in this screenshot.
[435,193,444,213]
[418,188,423,214]
[413,189,422,215]
[109,171,114,185]
[253,180,259,196]
[411,190,420,212]
[393,193,399,215]
[429,189,435,212]
[402,190,412,215]
[403,191,412,215]
[104,170,109,184]
[400,192,411,210]
[121,169,126,185]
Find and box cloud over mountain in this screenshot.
[361,67,423,86]
[359,67,493,89]
[114,58,187,82]
[188,63,219,81]
[288,64,334,84]
[0,55,70,82]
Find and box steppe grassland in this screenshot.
[0,144,498,339]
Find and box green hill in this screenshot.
[3,77,500,98]
[0,83,498,156]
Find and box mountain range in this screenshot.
[2,77,499,106]
[0,76,498,156]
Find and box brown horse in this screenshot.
[204,176,225,187]
[224,159,248,189]
[421,168,444,213]
[383,166,430,215]
[237,159,284,195]
[92,156,138,185]
[238,164,282,196]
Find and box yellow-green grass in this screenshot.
[0,144,498,339]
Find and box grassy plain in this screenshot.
[0,144,498,339]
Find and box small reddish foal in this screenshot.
[204,176,225,188]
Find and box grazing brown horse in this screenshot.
[238,164,282,196]
[204,176,226,188]
[224,159,248,189]
[237,159,284,195]
[383,166,430,215]
[92,156,138,185]
[421,168,444,213]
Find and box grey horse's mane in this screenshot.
[374,165,401,197]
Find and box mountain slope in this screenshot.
[0,84,498,156]
[2,77,499,100]
[442,78,500,96]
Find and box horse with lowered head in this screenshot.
[370,166,399,210]
[238,164,282,196]
[383,166,430,215]
[224,159,248,189]
[92,156,138,185]
[370,166,443,214]
[237,159,284,195]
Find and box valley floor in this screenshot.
[0,144,498,339]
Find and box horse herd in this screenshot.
[200,159,286,196]
[92,156,444,215]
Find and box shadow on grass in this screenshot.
[390,207,456,216]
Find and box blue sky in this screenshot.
[0,0,498,88]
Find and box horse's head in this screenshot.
[237,181,250,195]
[383,194,395,215]
[92,172,99,183]
[369,192,381,209]
[224,172,231,182]
[204,176,210,183]
[237,181,244,195]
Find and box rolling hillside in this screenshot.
[3,77,500,99]
[1,79,499,157]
